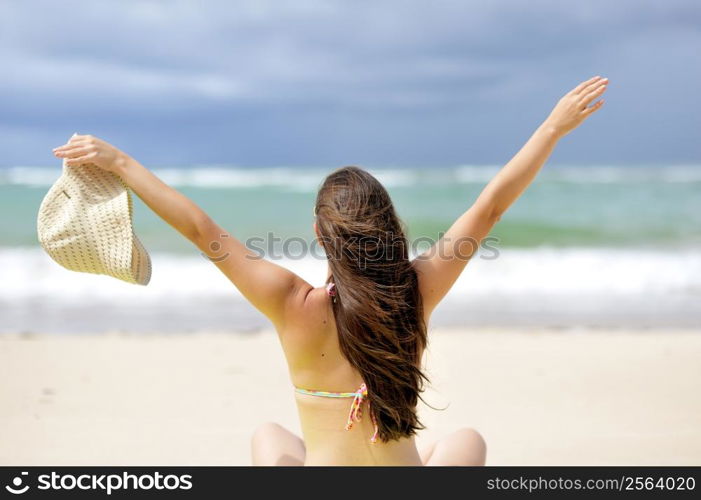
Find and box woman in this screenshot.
[52,76,607,466]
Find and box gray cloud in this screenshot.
[1,0,699,166]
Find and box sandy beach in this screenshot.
[1,327,699,465]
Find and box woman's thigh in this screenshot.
[421,428,487,466]
[251,422,306,466]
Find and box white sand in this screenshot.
[1,328,700,465]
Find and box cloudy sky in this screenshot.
[1,0,699,167]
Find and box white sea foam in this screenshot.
[454,165,501,183]
[3,246,699,332]
[0,165,423,191]
[1,166,64,187]
[3,165,700,189]
[2,246,699,306]
[546,165,701,184]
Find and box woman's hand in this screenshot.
[52,133,129,173]
[544,75,608,138]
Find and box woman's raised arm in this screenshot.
[413,75,608,316]
[52,136,312,330]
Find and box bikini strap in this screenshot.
[344,383,379,444]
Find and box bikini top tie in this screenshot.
[294,383,379,444]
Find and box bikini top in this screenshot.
[294,382,379,444]
[292,282,379,444]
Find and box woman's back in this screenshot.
[281,286,425,465]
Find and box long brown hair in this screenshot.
[314,165,428,442]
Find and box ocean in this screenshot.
[1,164,700,333]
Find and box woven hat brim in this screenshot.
[37,158,152,285]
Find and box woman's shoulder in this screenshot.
[278,285,336,348]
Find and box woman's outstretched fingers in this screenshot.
[572,75,601,95]
[65,152,98,166]
[543,75,608,136]
[53,141,89,153]
[584,98,605,114]
[51,134,125,172]
[580,81,608,107]
[54,145,91,158]
[576,77,607,98]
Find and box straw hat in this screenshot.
[37,155,152,285]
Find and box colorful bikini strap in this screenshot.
[345,383,379,444]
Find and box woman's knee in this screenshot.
[454,427,487,465]
[251,422,284,447]
[250,422,305,466]
[425,427,487,466]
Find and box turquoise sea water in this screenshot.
[2,164,701,251]
[1,164,700,332]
